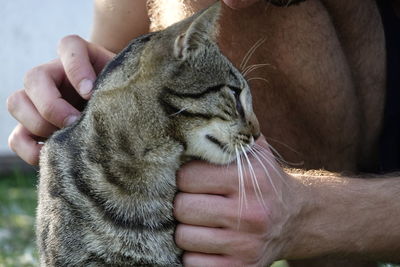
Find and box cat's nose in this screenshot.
[248,113,260,141]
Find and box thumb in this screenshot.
[58,35,97,99]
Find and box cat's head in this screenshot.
[95,2,260,164]
[157,2,260,164]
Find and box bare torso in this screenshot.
[147,0,386,171]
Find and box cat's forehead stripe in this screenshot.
[94,32,156,89]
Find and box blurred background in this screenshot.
[0,1,92,265]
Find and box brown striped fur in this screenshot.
[37,2,260,266]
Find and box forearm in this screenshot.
[91,0,150,53]
[285,170,400,261]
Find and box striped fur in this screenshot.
[37,2,260,266]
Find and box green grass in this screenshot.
[0,170,398,267]
[0,170,38,267]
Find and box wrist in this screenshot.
[281,171,344,259]
[265,170,314,261]
[280,170,400,261]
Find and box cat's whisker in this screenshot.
[264,138,305,167]
[239,148,249,210]
[252,145,289,189]
[235,146,245,228]
[243,63,272,77]
[253,146,289,189]
[266,137,302,156]
[240,144,267,211]
[240,37,267,71]
[247,145,281,200]
[246,77,270,84]
[253,143,279,159]
[254,142,304,167]
[243,63,271,73]
[254,143,284,162]
[168,107,189,117]
[222,144,232,172]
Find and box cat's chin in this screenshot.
[182,139,238,165]
[182,152,237,165]
[180,154,237,165]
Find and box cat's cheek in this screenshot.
[182,121,235,164]
[184,131,230,164]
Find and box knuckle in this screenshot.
[174,224,185,247]
[8,130,18,153]
[30,120,49,137]
[39,101,57,122]
[177,164,190,179]
[26,154,40,166]
[65,60,85,81]
[8,126,40,166]
[176,167,192,190]
[174,193,184,208]
[6,91,21,114]
[243,205,270,233]
[23,66,45,90]
[173,194,185,218]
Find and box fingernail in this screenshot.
[79,79,93,95]
[64,115,79,127]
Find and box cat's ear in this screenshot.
[174,2,221,60]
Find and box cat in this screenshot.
[37,2,260,266]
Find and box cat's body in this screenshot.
[38,89,183,266]
[37,3,260,266]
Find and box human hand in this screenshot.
[174,137,304,266]
[7,35,114,165]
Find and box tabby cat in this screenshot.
[37,2,260,266]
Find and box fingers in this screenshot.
[174,193,235,228]
[176,224,262,260]
[183,252,240,267]
[174,192,270,234]
[87,41,115,73]
[176,225,232,255]
[58,35,97,98]
[177,154,280,197]
[23,60,81,129]
[8,124,43,165]
[177,136,273,196]
[177,160,239,195]
[175,135,284,265]
[58,35,115,99]
[8,34,115,166]
[7,89,58,137]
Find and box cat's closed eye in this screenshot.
[229,86,245,117]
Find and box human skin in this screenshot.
[6,0,400,266]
